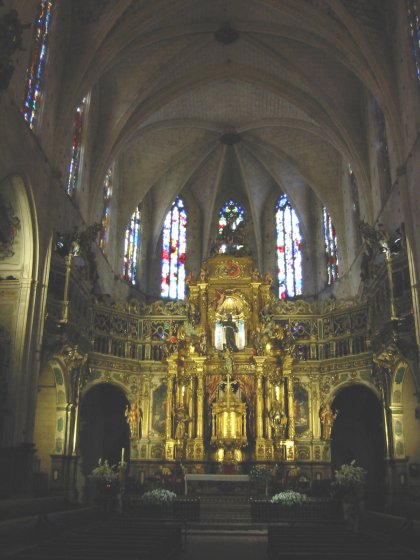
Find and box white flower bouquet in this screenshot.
[271,490,307,507]
[141,489,177,505]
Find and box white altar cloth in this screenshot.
[184,473,250,495]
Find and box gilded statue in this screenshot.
[174,405,190,442]
[269,400,288,440]
[125,403,142,439]
[319,403,338,440]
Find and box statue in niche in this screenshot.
[319,403,338,441]
[125,402,142,439]
[221,314,239,352]
[174,405,190,442]
[269,400,288,440]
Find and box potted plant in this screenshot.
[140,488,177,518]
[331,460,366,531]
[249,465,272,496]
[89,459,119,509]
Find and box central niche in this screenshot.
[214,292,246,351]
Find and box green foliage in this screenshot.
[331,460,366,501]
[249,465,272,482]
[90,459,118,483]
[271,490,307,507]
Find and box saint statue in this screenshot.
[319,403,338,440]
[125,403,142,439]
[269,400,288,440]
[174,405,190,442]
[221,313,239,351]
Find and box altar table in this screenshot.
[184,474,250,495]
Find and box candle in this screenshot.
[121,447,125,463]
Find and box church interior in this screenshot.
[1,0,420,557]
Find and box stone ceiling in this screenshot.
[63,0,394,264]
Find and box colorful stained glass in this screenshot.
[322,205,339,285]
[99,168,113,251]
[123,207,141,285]
[218,199,244,253]
[276,195,302,298]
[67,97,87,196]
[23,0,54,129]
[161,196,187,299]
[407,0,420,84]
[373,99,392,196]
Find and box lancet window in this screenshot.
[99,167,113,252]
[407,0,420,84]
[161,196,187,299]
[23,0,55,129]
[218,199,245,253]
[275,195,302,299]
[322,205,339,285]
[123,207,141,285]
[373,99,392,196]
[67,97,87,196]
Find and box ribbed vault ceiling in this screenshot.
[64,0,392,267]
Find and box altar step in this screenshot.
[187,496,262,533]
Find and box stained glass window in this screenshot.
[348,163,361,246]
[67,97,87,196]
[23,0,54,129]
[99,168,113,252]
[322,205,339,285]
[217,199,245,253]
[407,0,420,84]
[161,196,187,299]
[373,99,392,196]
[276,195,302,298]
[123,207,141,285]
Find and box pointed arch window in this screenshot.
[67,96,87,196]
[23,0,55,129]
[123,207,141,285]
[161,196,187,299]
[99,167,113,252]
[217,199,245,253]
[407,0,420,84]
[322,205,339,285]
[373,99,392,196]
[348,163,361,247]
[276,195,302,298]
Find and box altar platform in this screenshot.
[184,474,250,496]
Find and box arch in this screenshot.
[330,383,386,506]
[78,382,130,479]
[33,360,68,477]
[0,174,39,447]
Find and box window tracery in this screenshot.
[161,196,187,299]
[123,206,141,285]
[322,205,339,285]
[67,96,87,196]
[99,167,113,252]
[275,195,302,298]
[23,0,55,129]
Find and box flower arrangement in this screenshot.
[140,489,177,505]
[89,459,119,484]
[271,490,307,507]
[331,460,366,502]
[249,465,272,482]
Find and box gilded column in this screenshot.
[254,357,265,439]
[193,356,206,461]
[166,373,175,440]
[142,373,151,440]
[198,283,208,330]
[310,375,321,440]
